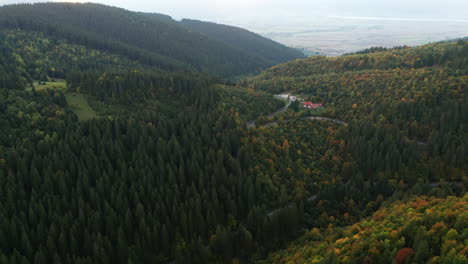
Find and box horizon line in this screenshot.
[329,15,468,23]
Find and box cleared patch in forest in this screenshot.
[28,79,67,91]
[65,93,99,121]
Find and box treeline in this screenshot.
[346,46,407,55]
[256,39,468,78]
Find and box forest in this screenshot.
[0,3,466,264]
[259,194,467,264]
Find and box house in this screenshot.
[304,102,323,109]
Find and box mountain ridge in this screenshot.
[0,2,304,77]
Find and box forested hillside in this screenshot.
[4,30,145,81]
[142,14,306,65]
[0,3,303,77]
[179,19,305,65]
[0,3,466,264]
[246,39,467,264]
[249,40,468,170]
[256,40,468,78]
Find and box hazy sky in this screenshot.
[1,0,468,25]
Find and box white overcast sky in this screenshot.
[1,0,468,25]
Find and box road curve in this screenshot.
[247,100,292,128]
[250,116,349,129]
[246,97,348,128]
[306,116,348,126]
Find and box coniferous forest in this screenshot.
[0,2,466,264]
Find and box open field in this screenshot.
[26,80,98,121]
[65,93,99,121]
[28,79,67,91]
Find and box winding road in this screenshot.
[250,99,438,219]
[267,194,319,218]
[246,99,348,129]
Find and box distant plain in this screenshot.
[245,17,468,56]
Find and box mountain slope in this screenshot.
[0,3,302,77]
[258,194,468,264]
[179,19,306,65]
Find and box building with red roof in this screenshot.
[304,102,323,109]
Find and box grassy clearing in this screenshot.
[27,80,98,121]
[65,93,99,121]
[28,79,67,91]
